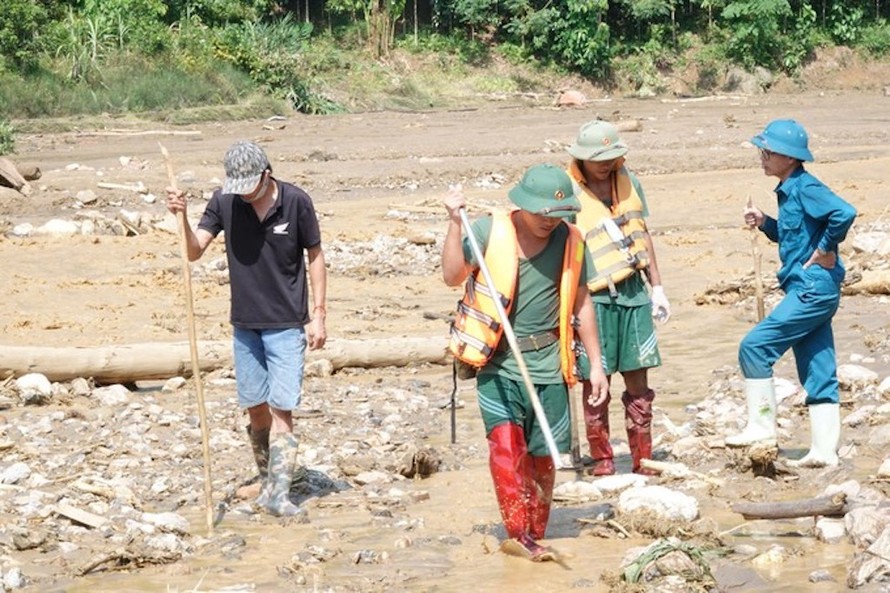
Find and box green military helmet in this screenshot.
[508,164,581,218]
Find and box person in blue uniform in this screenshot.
[726,119,857,468]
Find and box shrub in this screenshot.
[0,118,15,155]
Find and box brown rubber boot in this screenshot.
[622,389,658,476]
[583,390,615,476]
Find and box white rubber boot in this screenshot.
[725,378,777,447]
[787,403,840,468]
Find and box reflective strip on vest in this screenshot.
[448,210,518,368]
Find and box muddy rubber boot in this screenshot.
[259,431,305,517]
[528,455,555,540]
[787,403,840,468]
[725,378,777,447]
[487,423,532,540]
[244,425,271,505]
[500,533,559,562]
[246,425,270,480]
[623,390,657,475]
[583,390,615,476]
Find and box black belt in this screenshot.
[498,329,559,352]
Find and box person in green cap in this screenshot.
[566,119,669,477]
[442,163,609,561]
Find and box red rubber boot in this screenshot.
[528,455,555,540]
[487,423,532,539]
[623,390,658,475]
[583,389,615,476]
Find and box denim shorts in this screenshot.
[233,327,307,411]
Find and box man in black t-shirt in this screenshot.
[166,140,327,517]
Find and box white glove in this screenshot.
[650,285,671,323]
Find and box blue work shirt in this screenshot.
[758,167,857,290]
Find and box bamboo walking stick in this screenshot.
[747,196,766,322]
[458,207,564,469]
[159,142,215,535]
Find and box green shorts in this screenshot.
[578,300,662,377]
[476,374,570,457]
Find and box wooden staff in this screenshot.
[159,142,215,535]
[747,196,765,322]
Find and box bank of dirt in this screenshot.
[1,86,890,592]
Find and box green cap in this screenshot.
[567,120,628,161]
[508,164,580,218]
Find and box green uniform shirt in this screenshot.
[462,215,594,384]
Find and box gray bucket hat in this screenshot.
[567,120,628,161]
[222,141,270,195]
[508,164,580,218]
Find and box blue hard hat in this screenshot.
[751,119,814,162]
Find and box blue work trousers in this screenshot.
[738,268,841,405]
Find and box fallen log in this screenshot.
[0,337,449,383]
[731,492,848,520]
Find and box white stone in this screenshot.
[815,517,847,543]
[76,190,98,204]
[2,567,24,590]
[837,364,879,389]
[16,373,52,396]
[591,473,648,493]
[93,384,131,406]
[11,223,33,237]
[36,219,79,236]
[878,459,890,478]
[141,511,190,535]
[852,231,890,255]
[552,480,602,501]
[354,471,391,485]
[843,405,876,427]
[751,544,788,568]
[162,377,187,392]
[617,485,699,521]
[1,462,31,484]
[878,377,890,398]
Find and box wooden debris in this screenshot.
[97,182,148,194]
[75,129,201,137]
[731,492,848,520]
[0,337,449,383]
[55,503,109,529]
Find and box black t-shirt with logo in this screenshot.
[198,179,321,329]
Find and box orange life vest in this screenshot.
[448,209,585,386]
[568,161,650,295]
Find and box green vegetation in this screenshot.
[0,118,15,154]
[0,0,887,123]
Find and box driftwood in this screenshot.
[75,129,201,137]
[0,337,449,383]
[731,492,848,520]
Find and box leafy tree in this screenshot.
[0,0,59,72]
[551,0,612,78]
[828,3,865,44]
[721,0,792,69]
[164,0,276,27]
